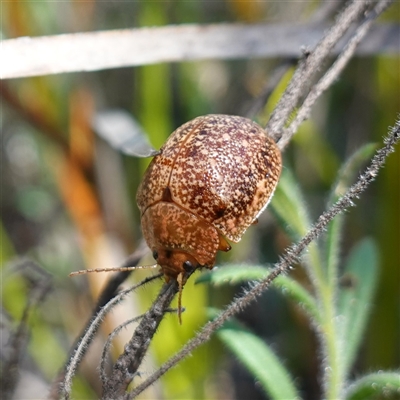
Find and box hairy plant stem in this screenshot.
[305,221,344,399]
[305,242,343,398]
[267,0,372,141]
[320,283,343,400]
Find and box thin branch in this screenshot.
[244,0,343,120]
[60,273,162,400]
[1,23,398,79]
[100,315,145,390]
[278,0,394,150]
[128,118,400,399]
[48,241,151,400]
[102,270,193,399]
[0,260,52,400]
[99,308,178,390]
[266,0,373,140]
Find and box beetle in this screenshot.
[136,114,281,317]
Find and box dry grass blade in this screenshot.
[1,22,398,79]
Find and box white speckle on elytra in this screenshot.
[137,114,282,274]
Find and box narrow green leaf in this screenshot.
[345,371,400,400]
[198,265,320,323]
[338,238,379,375]
[270,168,323,286]
[270,168,311,241]
[213,314,300,400]
[325,143,378,284]
[0,221,15,264]
[329,143,378,204]
[274,275,321,323]
[196,264,268,286]
[293,121,339,185]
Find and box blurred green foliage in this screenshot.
[1,1,399,399]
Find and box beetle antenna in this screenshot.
[177,272,184,325]
[69,264,159,277]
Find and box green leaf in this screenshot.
[211,313,300,400]
[198,265,320,323]
[293,120,339,186]
[325,143,378,284]
[329,143,378,204]
[275,275,321,323]
[338,238,379,375]
[270,168,311,241]
[345,371,400,400]
[196,264,268,286]
[270,168,323,285]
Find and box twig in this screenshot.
[128,118,400,398]
[99,308,178,389]
[0,260,52,400]
[48,241,150,400]
[266,0,373,141]
[244,0,343,120]
[278,0,394,150]
[60,273,162,400]
[1,23,398,79]
[100,315,145,390]
[102,270,192,399]
[244,1,342,119]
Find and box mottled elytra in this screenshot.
[137,114,282,289]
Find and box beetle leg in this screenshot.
[218,235,231,252]
[177,272,184,325]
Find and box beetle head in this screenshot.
[152,249,202,282]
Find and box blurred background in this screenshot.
[1,1,399,399]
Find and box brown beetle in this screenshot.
[137,115,281,317]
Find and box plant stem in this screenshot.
[319,283,343,400]
[306,243,343,399]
